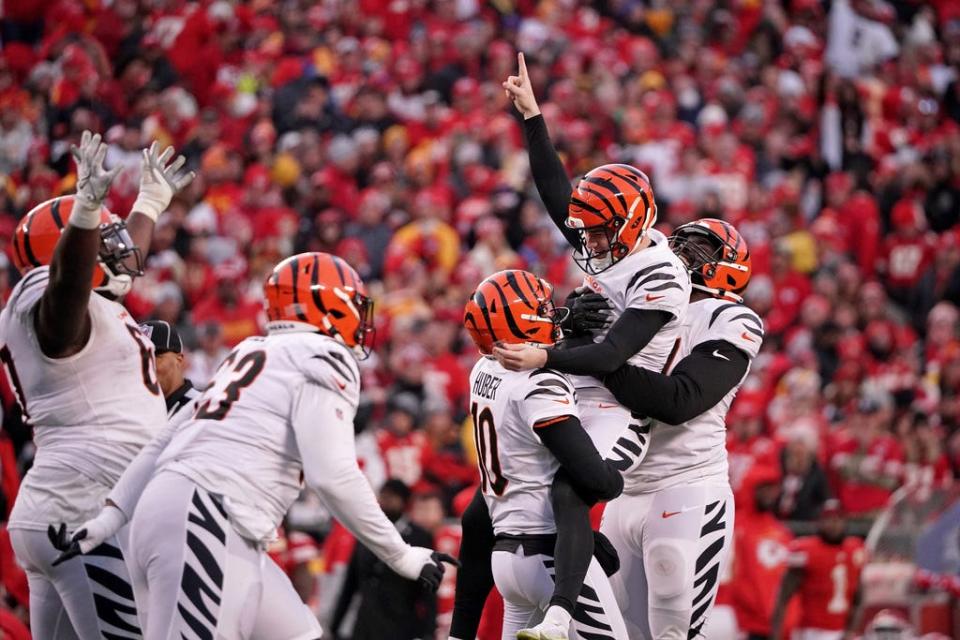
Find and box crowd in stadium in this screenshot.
[1,0,960,637]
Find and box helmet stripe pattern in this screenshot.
[488,279,529,341]
[20,207,41,269]
[463,269,561,354]
[287,257,308,322]
[309,254,328,315]
[49,198,65,230]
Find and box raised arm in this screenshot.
[36,131,119,358]
[504,52,579,248]
[604,339,750,424]
[125,142,195,263]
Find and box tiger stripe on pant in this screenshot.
[492,545,628,640]
[128,471,322,640]
[10,528,142,640]
[601,483,734,640]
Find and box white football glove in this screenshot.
[47,505,127,566]
[70,130,121,228]
[131,141,196,222]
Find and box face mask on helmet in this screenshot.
[571,222,629,275]
[96,218,144,298]
[344,290,376,359]
[565,164,657,275]
[669,220,751,302]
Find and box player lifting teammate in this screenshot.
[0,131,194,638]
[460,269,633,640]
[599,218,762,638]
[52,252,456,639]
[482,52,690,639]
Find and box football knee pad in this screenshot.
[645,541,688,600]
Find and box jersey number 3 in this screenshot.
[195,350,267,421]
[471,401,507,496]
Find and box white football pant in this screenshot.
[600,483,734,640]
[11,525,142,639]
[492,544,628,640]
[127,470,322,640]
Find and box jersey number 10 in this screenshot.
[471,401,507,496]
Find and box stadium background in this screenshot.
[1,0,960,637]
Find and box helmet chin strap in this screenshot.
[690,281,744,303]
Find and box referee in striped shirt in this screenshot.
[139,321,199,417]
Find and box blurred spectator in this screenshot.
[779,435,831,521]
[1,0,960,633]
[330,479,436,640]
[829,391,904,515]
[732,465,798,640]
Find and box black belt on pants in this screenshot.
[493,533,557,556]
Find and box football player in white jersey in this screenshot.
[599,218,762,639]
[498,52,690,458]
[53,252,455,639]
[460,269,632,640]
[493,53,688,639]
[0,130,194,639]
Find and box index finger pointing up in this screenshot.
[518,51,528,82]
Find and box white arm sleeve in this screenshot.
[107,402,195,518]
[292,382,428,579]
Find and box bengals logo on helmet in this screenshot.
[263,252,375,358]
[566,164,657,274]
[463,270,562,354]
[669,218,751,302]
[12,196,143,297]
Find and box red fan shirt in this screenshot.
[786,536,866,631]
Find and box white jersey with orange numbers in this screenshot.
[468,356,579,536]
[624,297,763,494]
[0,266,167,530]
[157,330,361,543]
[572,229,690,401]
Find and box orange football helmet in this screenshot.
[566,163,658,274]
[11,196,143,297]
[463,269,562,354]
[669,218,751,302]
[263,252,374,357]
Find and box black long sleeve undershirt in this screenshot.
[535,415,624,502]
[522,114,580,249]
[604,339,750,425]
[449,488,495,640]
[546,308,672,377]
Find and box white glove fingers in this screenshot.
[173,170,196,192]
[93,141,108,170]
[157,145,175,166]
[80,130,92,151]
[70,144,82,163]
[148,140,159,159]
[167,154,186,175]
